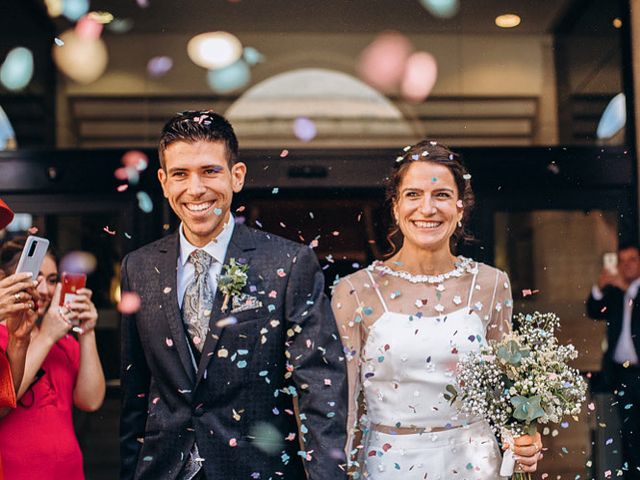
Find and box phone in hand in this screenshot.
[60,272,87,333]
[59,272,87,307]
[15,235,50,279]
[603,252,618,274]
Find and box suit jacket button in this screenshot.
[193,407,204,417]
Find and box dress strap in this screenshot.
[489,268,501,322]
[365,268,389,312]
[466,262,480,309]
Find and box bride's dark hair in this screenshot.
[384,140,475,256]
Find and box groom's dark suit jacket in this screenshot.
[120,223,348,479]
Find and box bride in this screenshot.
[332,140,543,479]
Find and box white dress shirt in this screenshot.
[177,215,235,309]
[592,277,640,365]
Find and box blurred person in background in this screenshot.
[0,200,38,480]
[0,237,106,480]
[587,244,640,479]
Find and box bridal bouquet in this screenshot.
[453,312,587,479]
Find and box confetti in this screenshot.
[118,292,141,313]
[216,317,238,328]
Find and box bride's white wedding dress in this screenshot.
[332,258,513,480]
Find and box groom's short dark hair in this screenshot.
[158,110,239,170]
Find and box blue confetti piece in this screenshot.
[237,360,247,368]
[214,208,222,215]
[237,349,249,355]
[137,191,154,213]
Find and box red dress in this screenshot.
[0,351,16,480]
[0,325,83,480]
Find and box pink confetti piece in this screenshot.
[522,289,540,297]
[28,226,38,234]
[229,438,237,447]
[103,226,116,235]
[165,338,174,347]
[280,149,289,157]
[117,184,128,192]
[122,150,149,171]
[118,292,141,314]
[75,15,103,41]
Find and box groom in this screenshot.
[120,111,348,479]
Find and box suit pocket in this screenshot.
[206,317,267,395]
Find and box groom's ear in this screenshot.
[231,162,247,193]
[157,168,169,198]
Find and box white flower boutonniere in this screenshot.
[217,258,249,312]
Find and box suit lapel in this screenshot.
[195,223,256,386]
[158,233,197,385]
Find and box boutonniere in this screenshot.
[217,258,249,312]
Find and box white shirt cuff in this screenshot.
[591,285,604,301]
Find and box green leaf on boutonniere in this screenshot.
[217,258,249,312]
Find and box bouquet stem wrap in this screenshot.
[500,449,517,477]
[499,429,516,476]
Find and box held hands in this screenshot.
[0,273,39,342]
[505,431,543,474]
[597,269,627,291]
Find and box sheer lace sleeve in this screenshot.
[331,275,363,462]
[485,269,513,342]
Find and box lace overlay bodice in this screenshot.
[331,259,513,457]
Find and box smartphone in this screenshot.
[15,235,50,279]
[603,252,618,274]
[59,272,87,307]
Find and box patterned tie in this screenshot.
[182,249,214,353]
[180,250,213,479]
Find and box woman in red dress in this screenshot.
[0,237,105,480]
[0,200,39,480]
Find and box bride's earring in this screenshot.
[457,220,462,228]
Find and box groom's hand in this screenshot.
[511,431,543,473]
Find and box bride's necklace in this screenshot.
[370,256,474,284]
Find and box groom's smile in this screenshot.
[158,140,246,247]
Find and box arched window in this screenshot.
[225,68,419,148]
